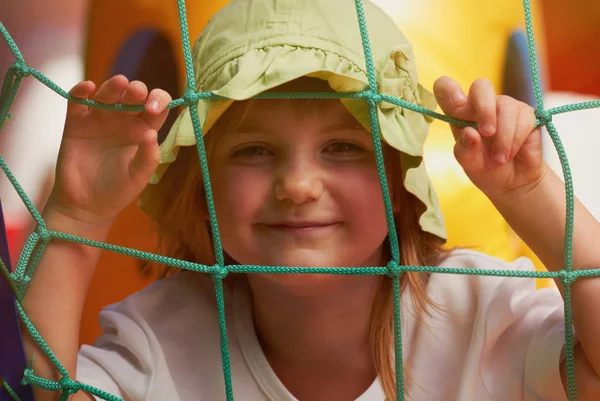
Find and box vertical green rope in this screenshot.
[13,232,39,278]
[352,0,377,90]
[353,2,405,399]
[176,0,225,267]
[0,257,21,308]
[175,3,233,400]
[175,0,197,93]
[392,276,405,401]
[12,232,39,299]
[0,155,45,227]
[0,67,22,131]
[1,378,21,401]
[0,23,25,62]
[21,237,50,296]
[365,97,401,265]
[213,275,234,401]
[522,0,544,111]
[0,24,29,129]
[352,0,401,264]
[521,1,576,399]
[13,300,70,379]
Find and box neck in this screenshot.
[247,272,383,399]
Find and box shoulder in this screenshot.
[439,248,536,272]
[80,272,239,380]
[405,250,568,401]
[424,249,559,315]
[98,271,234,338]
[105,270,217,310]
[431,248,539,294]
[78,273,244,400]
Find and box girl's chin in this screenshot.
[234,248,370,269]
[250,272,362,296]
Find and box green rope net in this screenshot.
[1,0,600,400]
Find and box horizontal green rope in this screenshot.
[21,370,123,401]
[547,100,600,117]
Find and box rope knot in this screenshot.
[558,269,576,285]
[210,265,229,280]
[35,226,52,244]
[386,260,402,278]
[365,92,382,108]
[12,61,32,78]
[21,367,34,385]
[18,275,31,289]
[59,376,81,393]
[535,109,553,126]
[183,90,199,106]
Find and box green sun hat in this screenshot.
[140,0,447,241]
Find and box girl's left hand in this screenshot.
[432,76,547,199]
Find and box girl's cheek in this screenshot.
[222,170,270,209]
[336,167,387,213]
[334,165,383,193]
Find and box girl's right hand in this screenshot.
[46,75,172,227]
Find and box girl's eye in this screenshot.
[323,142,365,156]
[230,145,273,159]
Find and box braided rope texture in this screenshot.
[1,0,599,400]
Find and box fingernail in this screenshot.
[149,100,159,111]
[460,132,470,146]
[452,91,466,105]
[494,152,506,164]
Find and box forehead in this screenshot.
[241,76,362,127]
[240,97,359,126]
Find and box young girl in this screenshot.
[21,0,600,400]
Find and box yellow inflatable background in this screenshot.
[372,0,548,286]
[80,0,549,346]
[383,0,548,277]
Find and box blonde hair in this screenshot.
[150,82,451,400]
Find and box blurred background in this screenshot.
[0,0,599,347]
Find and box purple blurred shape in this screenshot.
[0,200,33,401]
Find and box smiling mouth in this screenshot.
[261,222,340,232]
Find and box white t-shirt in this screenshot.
[76,249,571,400]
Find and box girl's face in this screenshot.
[208,97,390,269]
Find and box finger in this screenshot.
[66,81,96,118]
[433,76,473,128]
[93,75,129,105]
[468,78,497,137]
[129,129,160,181]
[120,80,148,114]
[433,76,480,143]
[143,88,172,131]
[433,76,468,110]
[508,104,537,161]
[454,126,485,174]
[492,96,519,165]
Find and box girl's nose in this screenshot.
[274,158,324,204]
